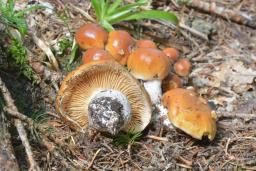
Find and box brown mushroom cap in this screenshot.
[82,47,114,64]
[105,30,135,65]
[174,58,192,77]
[56,60,152,133]
[162,88,217,141]
[127,48,170,80]
[75,23,108,49]
[163,48,180,63]
[136,39,157,49]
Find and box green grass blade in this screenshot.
[15,5,45,17]
[100,0,108,19]
[68,43,79,65]
[107,0,122,15]
[112,10,179,25]
[91,0,101,20]
[107,1,145,16]
[101,20,114,31]
[7,0,15,14]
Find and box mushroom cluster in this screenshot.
[56,23,217,141]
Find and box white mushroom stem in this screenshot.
[143,80,162,105]
[88,90,131,135]
[143,80,173,127]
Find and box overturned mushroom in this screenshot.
[56,61,152,135]
[162,88,217,141]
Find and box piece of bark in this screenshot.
[0,113,20,171]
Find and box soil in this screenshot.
[1,0,256,170]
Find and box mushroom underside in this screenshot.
[56,61,152,134]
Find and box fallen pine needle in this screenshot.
[87,149,101,170]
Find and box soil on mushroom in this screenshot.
[1,0,256,170]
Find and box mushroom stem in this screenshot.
[88,90,131,135]
[143,80,162,105]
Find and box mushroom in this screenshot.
[163,48,180,64]
[127,48,170,104]
[162,74,183,93]
[174,58,192,77]
[75,23,108,49]
[162,88,217,141]
[56,61,152,135]
[136,39,157,49]
[82,47,114,64]
[105,30,135,65]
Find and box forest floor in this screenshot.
[0,0,256,170]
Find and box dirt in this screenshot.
[1,0,256,170]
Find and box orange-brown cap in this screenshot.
[136,39,157,49]
[162,88,217,141]
[56,60,152,133]
[82,47,114,64]
[163,48,180,63]
[127,48,170,80]
[174,58,192,77]
[105,30,135,65]
[75,23,108,49]
[162,74,183,93]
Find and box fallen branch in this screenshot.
[177,0,256,29]
[0,77,40,171]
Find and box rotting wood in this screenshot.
[0,76,40,171]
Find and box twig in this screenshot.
[217,112,256,120]
[225,138,231,156]
[154,19,209,41]
[146,135,168,142]
[87,149,101,170]
[177,0,256,29]
[68,3,95,22]
[179,22,209,41]
[0,77,40,171]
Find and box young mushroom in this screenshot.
[75,23,108,49]
[136,39,157,49]
[162,74,183,93]
[82,47,114,64]
[163,47,180,64]
[174,58,192,77]
[56,61,152,135]
[127,48,170,104]
[162,88,217,141]
[105,30,135,65]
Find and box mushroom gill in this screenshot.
[56,61,152,134]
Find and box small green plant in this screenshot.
[0,0,43,36]
[31,110,50,124]
[0,0,44,81]
[113,131,142,148]
[58,38,72,56]
[7,38,35,80]
[91,0,179,31]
